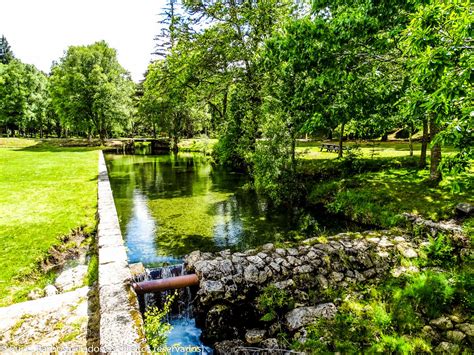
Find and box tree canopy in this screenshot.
[50,41,134,143]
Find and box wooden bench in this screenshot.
[320,143,350,152]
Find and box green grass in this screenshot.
[309,168,473,227]
[0,139,98,306]
[296,140,457,160]
[178,138,218,154]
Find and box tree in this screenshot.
[0,35,14,64]
[50,41,134,143]
[141,55,196,152]
[0,59,49,137]
[402,0,473,181]
[181,0,294,168]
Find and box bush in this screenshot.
[422,233,457,266]
[392,272,455,319]
[257,285,294,322]
[144,292,176,350]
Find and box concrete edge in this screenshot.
[97,151,149,354]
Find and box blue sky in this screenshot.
[2,0,164,81]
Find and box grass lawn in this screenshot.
[0,138,99,306]
[296,140,457,159]
[309,168,473,228]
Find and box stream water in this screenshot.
[104,151,360,352]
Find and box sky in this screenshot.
[1,0,164,82]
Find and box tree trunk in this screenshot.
[290,133,297,172]
[409,126,413,157]
[99,130,106,146]
[338,122,345,158]
[381,133,388,141]
[419,118,429,169]
[172,135,179,153]
[327,129,333,140]
[429,119,442,182]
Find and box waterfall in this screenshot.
[133,264,212,354]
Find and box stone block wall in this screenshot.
[97,151,148,353]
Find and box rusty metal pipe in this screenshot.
[132,274,199,294]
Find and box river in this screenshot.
[104,151,359,352]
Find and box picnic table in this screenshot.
[320,143,350,152]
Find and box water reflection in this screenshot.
[125,190,180,265]
[105,152,354,266]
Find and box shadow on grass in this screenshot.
[16,139,102,153]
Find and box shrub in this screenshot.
[257,285,294,322]
[422,233,456,266]
[144,292,176,350]
[392,272,455,319]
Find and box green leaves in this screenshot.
[50,41,134,142]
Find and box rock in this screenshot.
[316,275,329,289]
[44,285,58,297]
[449,315,464,324]
[391,266,419,278]
[27,288,44,300]
[201,280,224,294]
[329,272,344,283]
[258,270,268,284]
[245,329,266,344]
[214,340,246,354]
[446,330,466,343]
[275,248,287,256]
[274,279,295,290]
[396,244,418,259]
[269,262,281,273]
[287,248,298,256]
[218,260,234,276]
[456,323,474,342]
[247,255,265,269]
[285,303,337,331]
[257,252,268,260]
[54,264,88,292]
[363,268,377,278]
[261,243,274,252]
[366,237,380,244]
[287,256,301,266]
[456,202,473,215]
[243,264,260,283]
[421,325,439,342]
[129,262,145,278]
[294,265,313,274]
[430,316,454,330]
[378,238,394,248]
[261,338,279,349]
[434,342,459,353]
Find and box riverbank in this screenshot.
[185,220,473,353]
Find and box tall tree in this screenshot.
[181,0,294,168]
[402,0,473,181]
[0,35,14,64]
[50,41,134,143]
[0,59,48,137]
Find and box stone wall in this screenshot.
[184,230,420,345]
[97,151,148,353]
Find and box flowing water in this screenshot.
[104,151,360,352]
